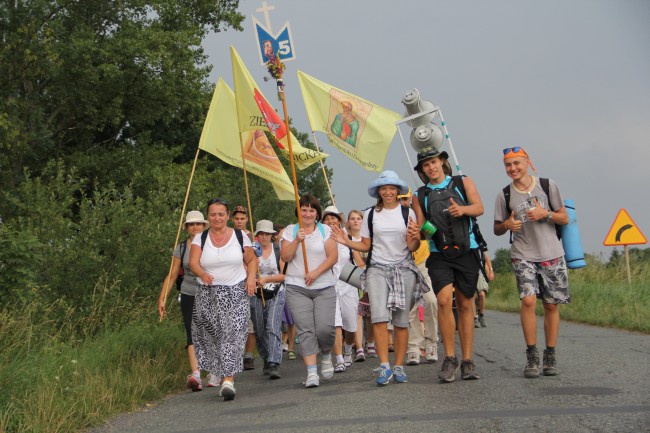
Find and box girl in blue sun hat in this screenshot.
[331,170,430,386]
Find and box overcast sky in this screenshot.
[203,0,650,258]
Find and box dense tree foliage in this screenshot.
[0,1,335,314]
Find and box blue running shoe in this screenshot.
[393,366,408,383]
[375,365,393,386]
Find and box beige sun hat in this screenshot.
[254,219,277,235]
[183,210,208,229]
[322,205,345,222]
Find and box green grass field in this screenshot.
[1,259,648,433]
[488,260,650,333]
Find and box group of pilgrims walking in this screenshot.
[158,145,571,401]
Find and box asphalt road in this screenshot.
[90,311,649,433]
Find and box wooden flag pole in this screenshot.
[159,147,201,321]
[276,73,309,273]
[238,134,264,305]
[310,132,335,207]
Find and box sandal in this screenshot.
[355,348,366,362]
[288,351,296,360]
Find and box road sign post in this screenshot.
[603,208,647,284]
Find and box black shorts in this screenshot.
[426,249,480,299]
[180,293,195,347]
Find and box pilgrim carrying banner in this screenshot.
[198,78,295,201]
[297,70,401,172]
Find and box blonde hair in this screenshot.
[346,209,364,233]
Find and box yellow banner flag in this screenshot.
[230,46,328,170]
[297,70,401,172]
[198,78,295,201]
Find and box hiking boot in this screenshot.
[334,361,346,373]
[219,381,236,401]
[478,314,487,327]
[438,356,459,383]
[524,347,540,378]
[304,373,320,388]
[393,366,408,383]
[543,349,558,376]
[354,348,366,362]
[267,363,281,380]
[375,365,393,386]
[425,343,438,363]
[243,356,255,370]
[474,316,480,328]
[186,373,203,392]
[207,373,221,388]
[460,359,480,380]
[407,351,420,366]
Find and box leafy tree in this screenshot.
[0,0,244,201]
[492,248,512,274]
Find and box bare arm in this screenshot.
[448,177,484,218]
[158,255,182,320]
[189,243,212,285]
[243,247,259,296]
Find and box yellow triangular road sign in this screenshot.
[603,209,647,246]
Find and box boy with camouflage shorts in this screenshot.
[493,147,570,378]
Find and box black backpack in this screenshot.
[365,205,410,265]
[417,175,471,259]
[502,177,562,243]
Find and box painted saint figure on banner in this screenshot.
[330,100,360,147]
[244,130,284,174]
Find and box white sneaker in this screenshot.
[207,373,221,387]
[425,342,439,363]
[304,373,320,388]
[321,359,334,379]
[219,381,236,401]
[407,351,420,366]
[282,343,289,352]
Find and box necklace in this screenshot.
[209,228,229,247]
[513,176,535,194]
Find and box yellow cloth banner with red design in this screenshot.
[231,46,328,170]
[198,78,295,201]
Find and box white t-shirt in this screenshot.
[361,206,415,265]
[192,229,253,286]
[281,223,337,290]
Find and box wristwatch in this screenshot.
[546,211,553,221]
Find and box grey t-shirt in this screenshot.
[173,240,200,296]
[494,177,565,262]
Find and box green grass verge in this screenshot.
[488,260,650,333]
[0,312,187,433]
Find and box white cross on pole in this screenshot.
[256,1,275,32]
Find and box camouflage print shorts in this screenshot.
[511,257,570,304]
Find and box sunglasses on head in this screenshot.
[502,147,527,156]
[208,197,228,206]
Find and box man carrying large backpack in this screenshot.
[493,146,570,379]
[411,147,485,383]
